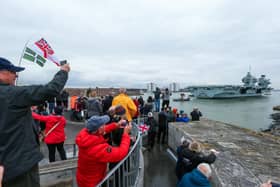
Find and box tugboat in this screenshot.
[188,72,272,99]
[173,93,190,101]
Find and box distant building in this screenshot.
[147,82,157,92]
[65,87,142,97]
[169,82,180,92]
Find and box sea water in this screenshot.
[143,91,280,130]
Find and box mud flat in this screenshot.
[168,119,280,187]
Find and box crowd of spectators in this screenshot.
[0,57,277,187]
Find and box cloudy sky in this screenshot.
[1,0,280,88]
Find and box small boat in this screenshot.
[173,93,190,102]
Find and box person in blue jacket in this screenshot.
[177,163,212,187]
[176,113,190,123]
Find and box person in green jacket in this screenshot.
[0,57,70,187]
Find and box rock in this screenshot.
[273,105,280,111]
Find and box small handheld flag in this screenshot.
[23,47,46,67]
[22,38,60,67]
[138,124,150,134]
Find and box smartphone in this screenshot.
[60,60,67,66]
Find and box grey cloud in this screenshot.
[1,0,280,88]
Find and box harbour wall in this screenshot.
[168,119,280,187]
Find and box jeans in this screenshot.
[48,102,55,114]
[154,99,160,112]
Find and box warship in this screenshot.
[188,72,272,99]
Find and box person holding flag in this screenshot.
[0,57,70,187]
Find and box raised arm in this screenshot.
[32,112,49,122]
[95,124,132,163]
[12,64,70,107]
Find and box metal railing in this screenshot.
[97,123,142,187]
[39,123,142,187]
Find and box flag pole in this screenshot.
[16,39,30,85]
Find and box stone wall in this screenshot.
[168,119,280,187]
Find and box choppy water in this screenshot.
[143,91,280,131]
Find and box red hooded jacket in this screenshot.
[32,112,66,144]
[76,123,130,187]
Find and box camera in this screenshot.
[120,121,128,127]
[60,60,67,66]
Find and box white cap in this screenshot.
[148,112,153,117]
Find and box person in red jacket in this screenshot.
[32,106,67,162]
[76,115,131,187]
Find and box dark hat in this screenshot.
[86,115,110,132]
[115,105,126,116]
[0,57,25,72]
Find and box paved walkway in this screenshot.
[143,143,177,187]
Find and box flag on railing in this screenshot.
[22,38,60,67]
[138,124,149,134]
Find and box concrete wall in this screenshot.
[168,119,280,187]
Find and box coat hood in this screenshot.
[189,169,210,186]
[76,128,106,148]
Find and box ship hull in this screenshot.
[196,93,264,99]
[191,87,271,99]
[188,72,272,99]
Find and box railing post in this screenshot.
[73,144,76,157]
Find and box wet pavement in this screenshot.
[143,143,177,187]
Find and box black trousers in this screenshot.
[157,127,166,144]
[47,142,67,162]
[148,131,156,148]
[162,100,170,108]
[3,164,40,187]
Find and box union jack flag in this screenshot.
[35,38,60,66]
[35,38,54,58]
[138,124,150,134]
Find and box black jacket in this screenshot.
[190,111,202,121]
[176,143,216,180]
[0,70,68,181]
[146,117,158,133]
[86,98,103,118]
[158,111,168,129]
